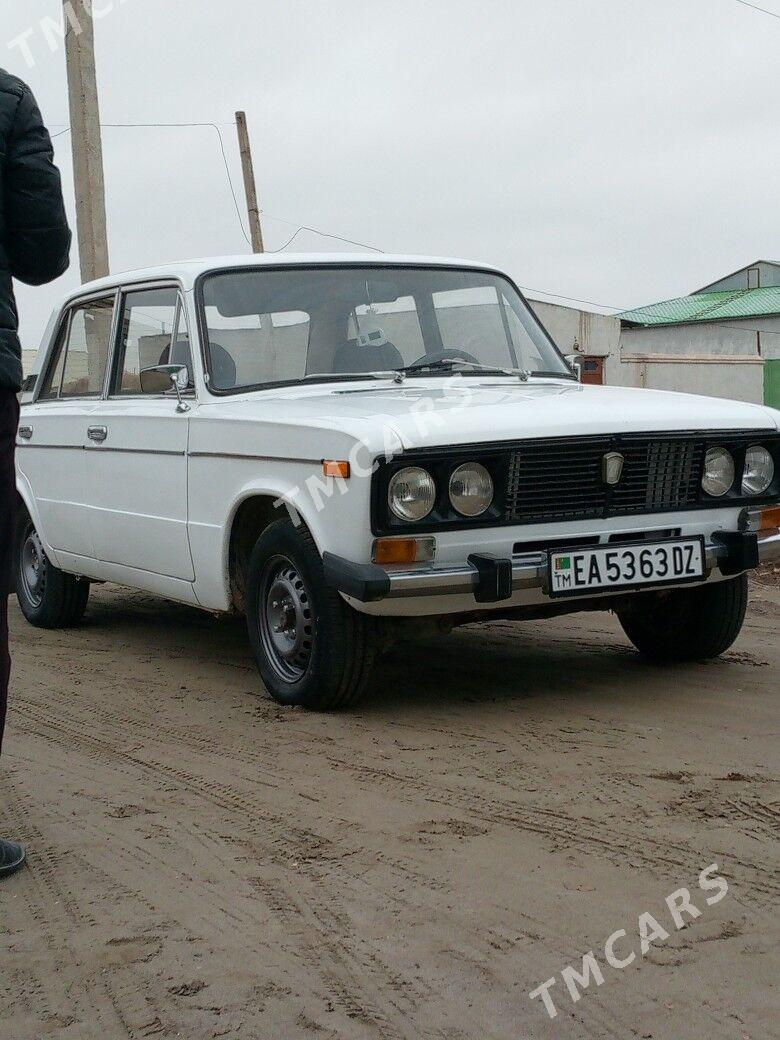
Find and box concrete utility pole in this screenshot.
[235,111,265,253]
[64,0,109,283]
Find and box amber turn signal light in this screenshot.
[759,505,780,531]
[322,460,350,479]
[372,537,436,566]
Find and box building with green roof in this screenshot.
[616,261,780,408]
[619,261,780,328]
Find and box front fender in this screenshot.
[189,462,375,612]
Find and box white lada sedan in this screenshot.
[13,255,780,708]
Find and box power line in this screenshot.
[516,284,622,311]
[45,122,777,338]
[100,121,252,247]
[49,121,383,253]
[268,227,306,253]
[50,120,251,244]
[263,216,383,254]
[732,0,780,20]
[522,284,780,339]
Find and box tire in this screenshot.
[617,574,748,663]
[13,510,90,629]
[245,518,378,709]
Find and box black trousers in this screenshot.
[0,388,19,755]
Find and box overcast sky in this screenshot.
[2,0,779,350]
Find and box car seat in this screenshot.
[207,341,238,389]
[159,336,195,386]
[332,334,404,374]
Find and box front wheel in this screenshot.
[246,519,378,709]
[617,574,748,662]
[14,511,90,628]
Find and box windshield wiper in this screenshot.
[300,370,404,383]
[399,358,532,381]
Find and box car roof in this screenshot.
[68,253,504,302]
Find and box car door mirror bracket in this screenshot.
[139,364,191,413]
[565,354,583,381]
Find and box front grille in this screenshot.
[504,435,705,524]
[611,440,704,513]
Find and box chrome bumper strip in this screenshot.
[757,529,780,565]
[382,531,779,601]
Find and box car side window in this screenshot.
[39,297,115,400]
[38,321,69,400]
[115,288,191,394]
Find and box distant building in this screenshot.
[528,261,780,407]
[616,260,780,407]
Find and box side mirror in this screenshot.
[22,373,39,394]
[140,364,190,412]
[565,354,583,382]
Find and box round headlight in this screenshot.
[702,447,735,497]
[388,467,436,522]
[449,462,494,517]
[742,445,775,496]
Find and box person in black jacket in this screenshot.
[0,69,71,879]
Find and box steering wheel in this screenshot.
[410,348,480,367]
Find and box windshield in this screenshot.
[199,265,571,392]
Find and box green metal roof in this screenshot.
[618,286,780,327]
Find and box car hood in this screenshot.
[200,379,779,452]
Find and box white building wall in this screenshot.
[613,357,765,403]
[528,296,775,405]
[620,316,780,359]
[528,298,621,358]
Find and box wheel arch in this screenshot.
[15,473,58,561]
[225,487,325,614]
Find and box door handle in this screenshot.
[18,425,33,440]
[87,426,108,443]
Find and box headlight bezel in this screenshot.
[375,451,506,533]
[699,439,779,503]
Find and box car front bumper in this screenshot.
[323,528,780,605]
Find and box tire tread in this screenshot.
[618,574,748,662]
[246,518,377,710]
[14,512,90,629]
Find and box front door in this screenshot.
[581,356,605,385]
[17,295,115,560]
[84,286,195,581]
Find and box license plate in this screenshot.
[548,537,706,599]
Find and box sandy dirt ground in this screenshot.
[1,581,778,1040]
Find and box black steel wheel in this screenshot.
[246,518,378,709]
[259,556,315,684]
[13,511,90,629]
[19,523,47,610]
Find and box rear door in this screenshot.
[17,294,116,560]
[84,284,195,581]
